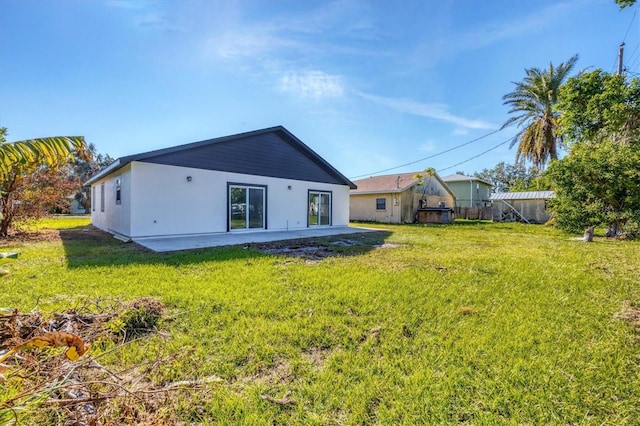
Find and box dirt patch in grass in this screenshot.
[250,231,397,261]
[242,357,293,387]
[617,301,640,331]
[302,346,333,371]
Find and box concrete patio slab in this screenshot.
[132,226,380,252]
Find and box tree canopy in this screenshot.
[474,162,545,193]
[616,0,636,8]
[548,70,640,236]
[557,70,640,144]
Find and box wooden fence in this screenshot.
[454,206,493,220]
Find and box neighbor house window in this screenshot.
[92,186,96,212]
[100,183,105,212]
[376,198,386,210]
[115,176,122,205]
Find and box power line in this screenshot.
[349,127,507,179]
[622,8,637,42]
[625,41,640,71]
[436,137,512,174]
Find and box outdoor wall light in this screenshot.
[287,185,292,190]
[186,176,192,182]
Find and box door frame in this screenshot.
[307,189,332,227]
[227,182,268,231]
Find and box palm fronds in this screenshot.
[502,55,578,168]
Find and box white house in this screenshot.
[85,126,356,240]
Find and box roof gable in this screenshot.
[86,126,355,188]
[442,173,493,186]
[351,172,420,193]
[351,171,455,199]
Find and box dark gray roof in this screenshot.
[86,126,356,189]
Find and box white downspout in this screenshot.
[469,178,473,207]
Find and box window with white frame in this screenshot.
[376,198,386,210]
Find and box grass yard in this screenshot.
[1,218,640,424]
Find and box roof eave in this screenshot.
[84,159,122,186]
[350,189,405,195]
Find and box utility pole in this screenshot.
[618,42,625,75]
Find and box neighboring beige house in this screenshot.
[491,191,555,224]
[350,172,456,224]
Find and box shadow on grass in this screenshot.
[58,225,393,268]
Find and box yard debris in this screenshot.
[457,306,478,315]
[0,331,89,363]
[0,297,192,425]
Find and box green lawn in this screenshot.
[1,218,639,424]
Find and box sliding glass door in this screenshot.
[308,191,331,226]
[229,185,265,230]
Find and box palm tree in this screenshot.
[0,128,87,236]
[502,55,578,168]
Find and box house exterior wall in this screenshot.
[91,162,350,238]
[400,190,414,223]
[446,180,492,208]
[349,191,405,224]
[412,179,455,209]
[90,163,132,237]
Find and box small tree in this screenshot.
[12,166,82,226]
[549,70,640,237]
[0,128,87,236]
[546,139,640,236]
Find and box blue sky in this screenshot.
[1,0,637,179]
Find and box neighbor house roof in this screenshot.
[85,126,356,189]
[442,173,493,187]
[351,171,456,199]
[490,191,555,201]
[351,172,420,194]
